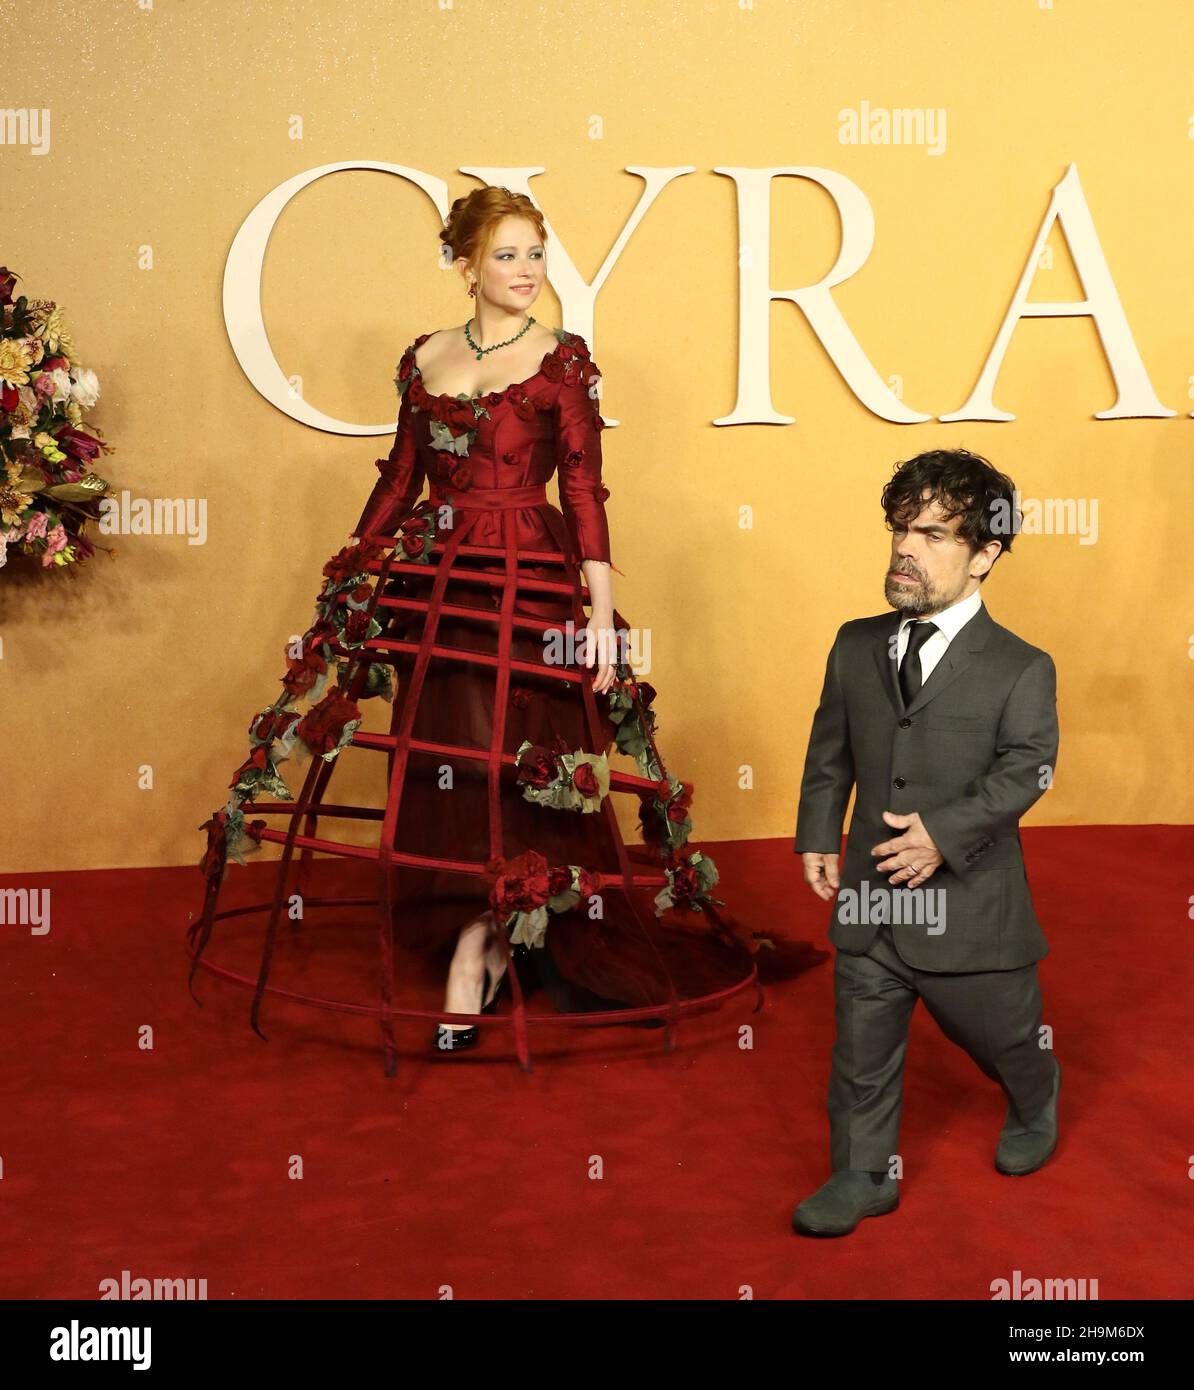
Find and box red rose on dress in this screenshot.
[401,531,427,558]
[489,850,552,916]
[360,535,388,567]
[296,685,362,758]
[540,354,566,383]
[575,866,603,898]
[486,390,504,406]
[592,485,610,501]
[637,682,658,709]
[229,744,269,788]
[443,399,477,432]
[349,580,372,603]
[571,762,600,798]
[564,448,585,469]
[396,351,415,385]
[344,608,372,644]
[449,462,472,489]
[282,637,329,699]
[547,864,573,897]
[408,377,430,410]
[670,858,703,905]
[251,707,300,743]
[516,746,559,789]
[323,543,363,585]
[309,618,339,647]
[512,394,536,422]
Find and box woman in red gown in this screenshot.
[192,185,823,1067]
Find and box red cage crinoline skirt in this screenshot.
[187,482,815,1075]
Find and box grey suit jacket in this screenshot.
[794,603,1058,972]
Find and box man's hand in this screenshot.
[802,852,841,902]
[870,810,943,889]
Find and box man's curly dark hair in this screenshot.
[880,448,1018,579]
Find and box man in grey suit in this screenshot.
[791,448,1060,1237]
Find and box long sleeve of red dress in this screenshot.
[352,385,426,541]
[553,359,612,568]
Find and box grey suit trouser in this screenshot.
[828,923,1056,1173]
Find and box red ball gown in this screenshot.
[189,326,824,1073]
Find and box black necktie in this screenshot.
[898,621,938,706]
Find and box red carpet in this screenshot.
[2,826,1190,1300]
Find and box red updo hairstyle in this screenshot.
[439,185,547,288]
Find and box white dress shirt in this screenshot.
[896,586,983,684]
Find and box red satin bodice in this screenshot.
[353,327,612,568]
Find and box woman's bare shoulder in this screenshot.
[411,326,457,371]
[529,321,563,354]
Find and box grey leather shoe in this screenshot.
[995,1055,1061,1176]
[791,1170,899,1237]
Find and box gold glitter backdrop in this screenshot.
[1,0,1192,871]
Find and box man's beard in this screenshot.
[884,565,937,615]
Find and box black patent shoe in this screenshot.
[433,1020,479,1053]
[432,960,508,1054]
